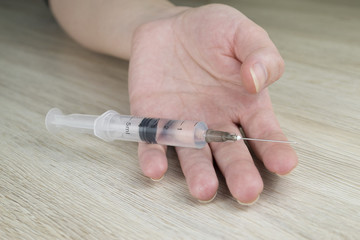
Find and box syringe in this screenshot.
[45,108,295,149]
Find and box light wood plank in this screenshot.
[0,0,359,239]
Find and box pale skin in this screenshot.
[50,0,298,204]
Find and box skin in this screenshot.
[50,0,298,204]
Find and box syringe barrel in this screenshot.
[46,108,208,149]
[94,110,208,148]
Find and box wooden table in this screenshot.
[1,0,359,239]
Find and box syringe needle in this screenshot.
[237,136,297,144]
[205,130,297,144]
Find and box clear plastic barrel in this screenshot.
[46,108,208,149]
[154,118,208,148]
[94,110,208,148]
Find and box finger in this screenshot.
[233,21,285,93]
[241,104,298,175]
[138,143,168,181]
[209,124,263,204]
[176,145,218,202]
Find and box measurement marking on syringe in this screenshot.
[125,121,131,134]
[177,121,185,130]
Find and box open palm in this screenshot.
[129,4,297,204]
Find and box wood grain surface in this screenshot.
[1,0,359,239]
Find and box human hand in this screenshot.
[129,4,298,204]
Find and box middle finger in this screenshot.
[209,124,263,204]
[176,145,219,202]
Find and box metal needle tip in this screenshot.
[237,136,297,144]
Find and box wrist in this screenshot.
[50,0,190,60]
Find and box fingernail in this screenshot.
[198,192,217,204]
[237,195,260,206]
[276,172,292,177]
[275,167,297,177]
[250,63,267,93]
[150,175,164,182]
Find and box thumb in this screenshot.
[234,23,285,93]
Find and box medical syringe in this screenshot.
[45,108,295,149]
